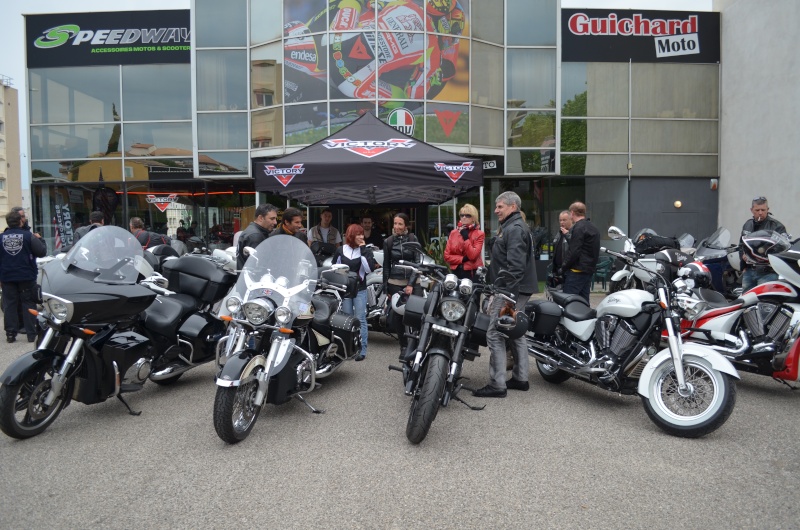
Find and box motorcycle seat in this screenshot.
[311,292,340,325]
[562,301,596,322]
[551,291,589,308]
[692,288,734,309]
[142,294,199,337]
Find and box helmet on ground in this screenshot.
[741,230,791,265]
[678,261,712,289]
[496,302,529,339]
[391,292,409,316]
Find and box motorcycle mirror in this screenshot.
[607,226,627,240]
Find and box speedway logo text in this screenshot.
[34,24,190,50]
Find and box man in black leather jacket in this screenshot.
[236,203,278,270]
[560,202,600,304]
[740,196,787,291]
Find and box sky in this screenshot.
[0,0,712,195]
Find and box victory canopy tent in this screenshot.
[253,112,483,205]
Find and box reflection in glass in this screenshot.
[251,0,282,45]
[506,149,552,173]
[427,103,469,144]
[251,43,283,108]
[285,103,330,145]
[507,49,556,108]
[470,107,502,147]
[560,119,628,152]
[124,122,193,155]
[30,124,120,160]
[471,41,503,107]
[379,102,424,141]
[560,154,630,176]
[198,113,249,150]
[472,0,504,44]
[508,111,556,148]
[252,107,284,148]
[631,120,718,154]
[122,64,191,121]
[562,63,630,118]
[198,152,249,176]
[631,64,719,119]
[197,50,248,111]
[29,67,119,125]
[32,159,122,183]
[196,0,247,47]
[328,101,378,133]
[631,155,718,177]
[507,0,557,46]
[125,159,194,182]
[284,0,327,28]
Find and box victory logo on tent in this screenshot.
[264,164,305,187]
[323,138,415,158]
[146,194,178,212]
[434,161,474,183]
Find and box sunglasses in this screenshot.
[752,196,767,202]
[459,213,472,218]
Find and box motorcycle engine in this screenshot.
[741,303,793,343]
[595,315,639,356]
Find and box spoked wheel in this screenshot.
[641,355,736,438]
[406,354,448,444]
[0,366,71,439]
[536,360,571,384]
[213,366,264,444]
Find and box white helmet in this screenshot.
[391,292,409,316]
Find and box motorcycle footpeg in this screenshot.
[388,364,404,373]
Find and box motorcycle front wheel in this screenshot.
[0,366,71,439]
[213,366,264,444]
[406,353,448,444]
[641,355,736,438]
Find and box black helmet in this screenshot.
[496,303,529,339]
[678,261,712,289]
[741,230,791,266]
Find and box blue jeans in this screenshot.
[742,268,778,292]
[563,271,592,304]
[342,289,368,357]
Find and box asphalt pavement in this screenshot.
[0,293,798,529]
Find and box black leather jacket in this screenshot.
[488,211,537,297]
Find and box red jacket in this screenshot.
[444,223,485,272]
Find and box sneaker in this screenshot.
[473,385,507,398]
[506,378,530,391]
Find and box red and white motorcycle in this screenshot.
[669,232,800,386]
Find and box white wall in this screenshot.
[715,0,800,237]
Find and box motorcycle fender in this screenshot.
[425,346,452,362]
[0,349,61,386]
[215,349,263,387]
[638,343,740,398]
[611,270,631,282]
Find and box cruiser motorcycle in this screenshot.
[672,231,800,386]
[693,227,743,299]
[525,229,739,438]
[0,226,236,439]
[388,256,494,444]
[609,228,695,294]
[213,235,360,444]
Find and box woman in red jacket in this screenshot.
[444,203,485,280]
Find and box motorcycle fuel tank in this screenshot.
[596,290,655,319]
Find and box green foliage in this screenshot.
[560,91,588,175]
[418,232,447,266]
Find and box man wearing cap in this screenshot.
[740,196,787,291]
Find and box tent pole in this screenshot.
[479,185,485,264]
[452,196,457,228]
[437,204,441,242]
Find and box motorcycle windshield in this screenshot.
[703,227,731,248]
[62,226,149,285]
[233,235,318,316]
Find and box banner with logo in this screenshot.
[26,10,190,68]
[562,9,720,63]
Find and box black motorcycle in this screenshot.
[0,226,237,439]
[388,252,494,444]
[213,235,361,444]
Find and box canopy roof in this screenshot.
[254,112,483,205]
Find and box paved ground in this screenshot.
[1,299,798,529]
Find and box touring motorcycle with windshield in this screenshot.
[0,226,236,439]
[213,235,360,444]
[525,226,739,438]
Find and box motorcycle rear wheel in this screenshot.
[536,360,571,384]
[406,354,448,444]
[641,355,736,438]
[213,366,264,444]
[0,366,71,439]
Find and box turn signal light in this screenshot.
[279,328,294,334]
[220,315,233,322]
[28,309,39,316]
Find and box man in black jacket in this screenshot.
[560,202,599,304]
[474,191,537,398]
[550,210,572,287]
[740,196,788,291]
[236,203,278,270]
[270,207,308,245]
[1,210,47,343]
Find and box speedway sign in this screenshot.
[26,10,190,68]
[561,9,720,63]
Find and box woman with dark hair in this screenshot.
[382,213,420,359]
[444,202,485,280]
[333,224,378,361]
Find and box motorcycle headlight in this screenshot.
[44,296,72,324]
[458,278,473,296]
[676,294,707,320]
[225,296,242,314]
[275,305,292,325]
[443,273,459,291]
[243,298,274,326]
[439,298,466,322]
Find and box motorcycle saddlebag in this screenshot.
[469,312,491,347]
[525,300,562,336]
[329,311,360,358]
[162,256,237,304]
[403,294,428,328]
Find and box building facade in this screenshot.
[0,75,22,230]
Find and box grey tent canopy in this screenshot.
[253,112,483,205]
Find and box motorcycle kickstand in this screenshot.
[117,395,142,416]
[772,377,800,391]
[295,394,325,414]
[451,384,486,411]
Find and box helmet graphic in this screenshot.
[678,261,712,289]
[391,292,409,316]
[741,230,790,266]
[496,302,529,340]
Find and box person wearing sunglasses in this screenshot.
[740,196,788,291]
[444,203,485,280]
